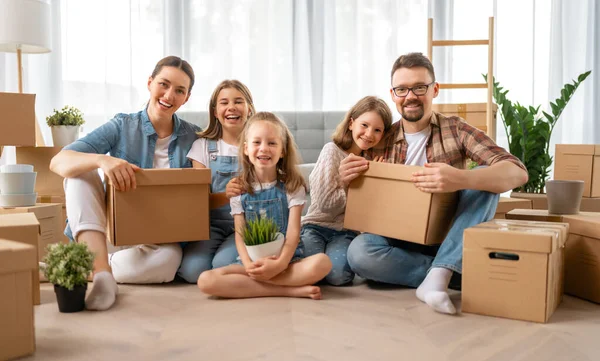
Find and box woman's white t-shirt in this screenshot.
[187,138,239,166]
[153,136,171,169]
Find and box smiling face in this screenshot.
[390,66,439,123]
[215,87,251,138]
[147,66,191,121]
[348,111,385,154]
[244,121,284,181]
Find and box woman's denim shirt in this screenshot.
[64,108,200,168]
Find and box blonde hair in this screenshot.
[238,112,306,195]
[198,79,256,140]
[331,96,393,151]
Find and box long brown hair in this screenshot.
[332,96,393,151]
[198,79,255,140]
[238,112,306,195]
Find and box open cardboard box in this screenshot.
[107,168,211,246]
[554,144,600,198]
[344,162,457,245]
[463,219,569,323]
[506,209,600,303]
[0,239,36,360]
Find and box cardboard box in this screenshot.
[463,219,569,323]
[0,213,41,305]
[0,92,36,147]
[494,197,532,219]
[36,195,68,244]
[16,146,65,196]
[507,209,600,303]
[432,103,497,133]
[0,239,36,360]
[554,144,600,198]
[107,168,211,246]
[344,162,458,245]
[510,191,600,212]
[0,203,62,261]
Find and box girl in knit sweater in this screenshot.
[301,96,392,285]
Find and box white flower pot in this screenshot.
[245,232,285,262]
[51,125,81,147]
[0,172,37,194]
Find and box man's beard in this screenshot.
[401,101,424,122]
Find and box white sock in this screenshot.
[85,271,118,311]
[416,267,456,315]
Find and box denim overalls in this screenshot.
[240,182,304,261]
[177,139,240,282]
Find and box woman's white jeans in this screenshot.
[64,170,182,284]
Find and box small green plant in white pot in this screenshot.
[43,242,94,313]
[46,105,85,147]
[242,217,285,262]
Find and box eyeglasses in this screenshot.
[391,82,435,97]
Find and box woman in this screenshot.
[50,56,200,311]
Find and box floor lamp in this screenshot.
[0,0,52,156]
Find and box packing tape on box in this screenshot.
[475,222,562,239]
[458,104,467,119]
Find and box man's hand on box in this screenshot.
[99,155,141,192]
[411,162,464,193]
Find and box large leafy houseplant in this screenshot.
[43,242,94,313]
[485,71,592,193]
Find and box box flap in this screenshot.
[108,168,211,187]
[467,219,567,253]
[0,239,37,274]
[506,209,565,222]
[361,161,420,182]
[562,213,600,239]
[0,203,61,220]
[556,144,600,156]
[496,197,532,213]
[0,213,40,230]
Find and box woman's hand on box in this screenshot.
[226,177,245,199]
[98,155,141,192]
[411,162,464,193]
[338,153,369,188]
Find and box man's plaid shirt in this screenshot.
[368,111,526,171]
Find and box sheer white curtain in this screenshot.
[1,0,597,165]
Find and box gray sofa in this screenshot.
[177,111,347,214]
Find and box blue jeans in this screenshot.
[301,224,358,286]
[347,189,499,288]
[178,222,238,283]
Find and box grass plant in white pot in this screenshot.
[242,217,285,262]
[46,105,85,147]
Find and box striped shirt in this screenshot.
[369,112,526,171]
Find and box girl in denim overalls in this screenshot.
[197,112,332,299]
[178,80,256,283]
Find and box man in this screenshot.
[339,52,528,314]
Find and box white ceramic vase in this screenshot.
[245,232,285,262]
[51,125,80,147]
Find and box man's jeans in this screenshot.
[347,189,499,287]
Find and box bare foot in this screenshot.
[289,285,322,299]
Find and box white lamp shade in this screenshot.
[0,0,51,53]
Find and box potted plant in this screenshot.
[46,105,85,147]
[43,242,94,313]
[241,217,285,262]
[484,71,591,194]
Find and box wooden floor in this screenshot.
[24,280,600,361]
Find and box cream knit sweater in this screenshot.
[301,142,350,231]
